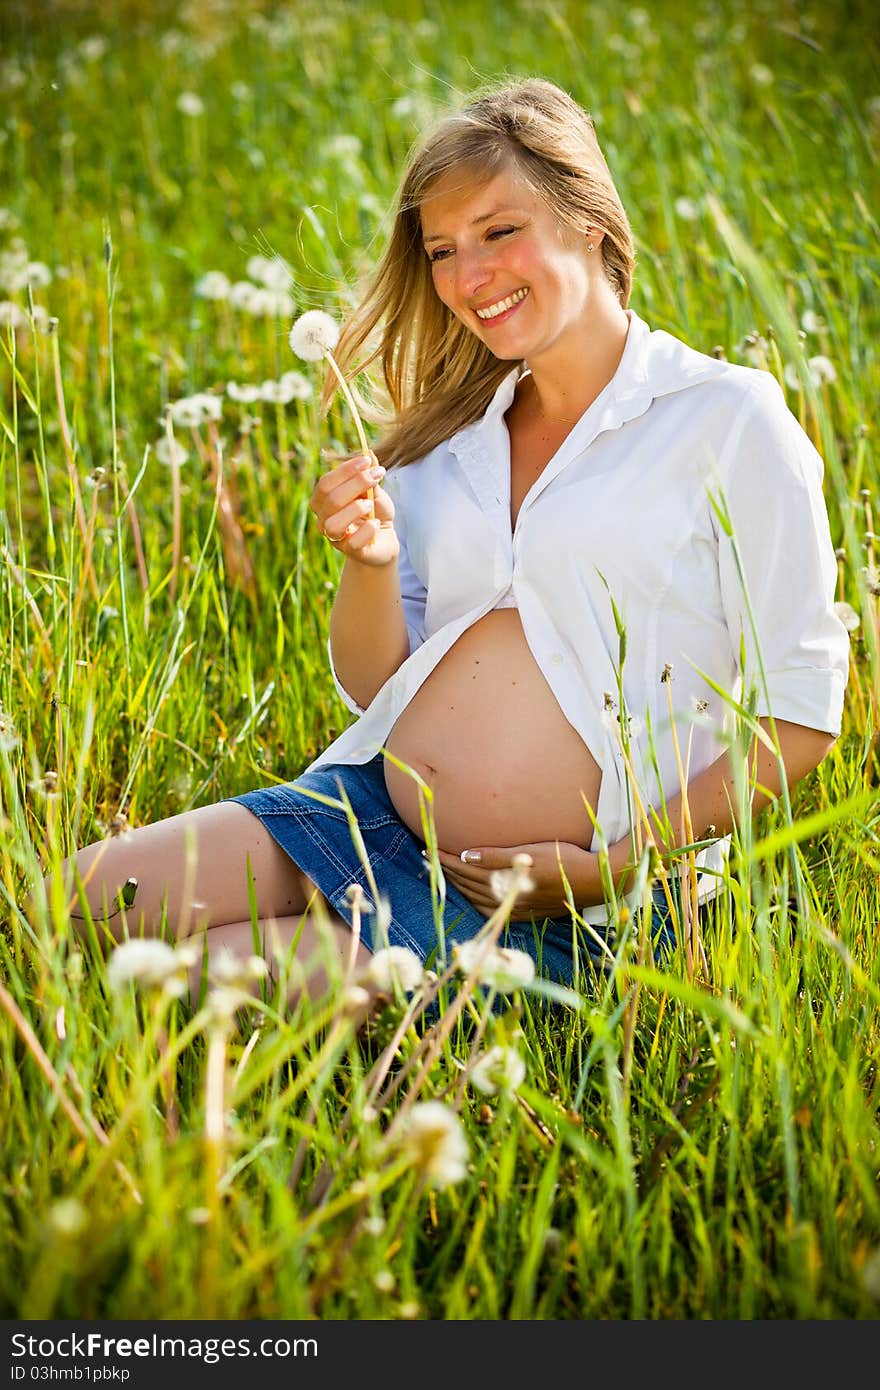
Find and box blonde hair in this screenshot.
[322,77,635,471]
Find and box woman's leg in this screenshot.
[187,915,373,1007]
[47,802,321,945]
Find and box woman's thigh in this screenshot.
[53,801,318,940]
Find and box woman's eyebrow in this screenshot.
[422,206,525,245]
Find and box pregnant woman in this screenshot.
[50,78,849,1000]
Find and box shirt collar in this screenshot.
[449,309,728,456]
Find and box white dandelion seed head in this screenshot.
[454,941,536,992]
[227,280,260,311]
[322,133,362,159]
[289,309,340,361]
[78,35,108,62]
[246,254,292,293]
[230,81,251,102]
[278,370,313,400]
[106,939,189,994]
[227,381,262,404]
[0,709,20,753]
[209,945,267,988]
[243,287,296,319]
[204,984,251,1027]
[169,392,223,427]
[154,436,189,467]
[489,859,536,904]
[807,354,837,386]
[341,985,372,1016]
[674,197,699,221]
[470,1044,527,1097]
[396,1101,469,1188]
[750,63,774,87]
[259,378,298,405]
[366,946,425,995]
[195,271,231,301]
[834,601,860,633]
[24,261,52,288]
[48,1198,87,1238]
[800,310,827,335]
[0,301,28,331]
[783,363,801,390]
[177,91,204,117]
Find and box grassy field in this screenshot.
[1,0,879,1320]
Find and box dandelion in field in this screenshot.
[246,254,293,293]
[0,208,19,230]
[737,333,769,367]
[169,393,223,428]
[48,1199,88,1238]
[365,946,425,994]
[0,301,28,331]
[394,1101,469,1188]
[0,709,20,753]
[195,271,231,301]
[674,197,699,221]
[107,939,198,997]
[470,1044,527,1096]
[177,92,204,118]
[245,287,296,319]
[750,63,774,87]
[489,853,535,905]
[801,310,827,335]
[862,565,880,598]
[154,436,189,467]
[227,382,262,404]
[784,356,838,390]
[290,308,376,517]
[454,940,536,992]
[230,82,251,102]
[278,369,313,401]
[807,355,837,385]
[78,35,108,62]
[228,280,260,311]
[289,310,340,362]
[834,602,860,632]
[321,133,362,160]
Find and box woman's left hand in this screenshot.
[432,840,596,921]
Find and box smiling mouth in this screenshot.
[474,287,529,321]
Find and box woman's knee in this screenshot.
[39,802,312,941]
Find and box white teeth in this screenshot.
[475,287,528,320]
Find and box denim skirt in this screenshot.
[228,751,679,988]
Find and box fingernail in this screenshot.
[420,849,429,860]
[461,850,481,864]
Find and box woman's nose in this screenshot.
[455,246,492,299]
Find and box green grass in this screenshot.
[1,0,879,1319]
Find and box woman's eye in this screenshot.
[428,248,453,263]
[487,227,516,241]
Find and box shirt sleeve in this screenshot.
[714,373,849,736]
[327,463,429,717]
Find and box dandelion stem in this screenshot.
[322,352,375,519]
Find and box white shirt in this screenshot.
[306,309,849,922]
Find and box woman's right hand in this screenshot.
[310,452,400,568]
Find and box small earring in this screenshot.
[587,242,595,252]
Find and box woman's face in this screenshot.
[418,162,600,364]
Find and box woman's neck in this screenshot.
[525,301,631,425]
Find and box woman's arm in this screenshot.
[600,716,836,899]
[437,718,837,917]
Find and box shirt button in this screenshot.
[549,652,564,666]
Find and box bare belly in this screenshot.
[383,609,602,855]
